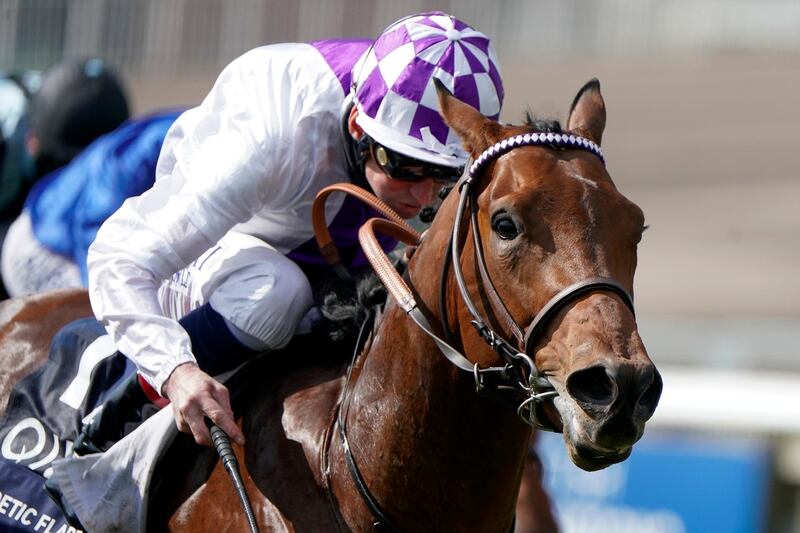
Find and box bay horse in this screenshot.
[0,79,661,532]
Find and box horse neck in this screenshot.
[337,211,531,530]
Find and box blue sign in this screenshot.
[537,430,770,533]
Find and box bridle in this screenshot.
[443,132,635,428]
[313,131,636,530]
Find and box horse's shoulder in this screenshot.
[255,362,345,484]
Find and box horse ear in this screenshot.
[435,78,499,154]
[566,78,606,145]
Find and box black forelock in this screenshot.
[523,109,562,133]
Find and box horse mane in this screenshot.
[523,109,562,133]
[317,269,387,344]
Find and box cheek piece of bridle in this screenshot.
[313,132,635,531]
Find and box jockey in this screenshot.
[0,110,182,297]
[0,59,129,297]
[81,12,505,451]
[0,71,36,221]
[0,59,130,220]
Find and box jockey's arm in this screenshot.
[87,48,309,447]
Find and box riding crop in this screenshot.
[206,419,260,533]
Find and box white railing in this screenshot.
[652,365,800,435]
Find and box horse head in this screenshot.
[413,79,662,472]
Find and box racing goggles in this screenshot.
[369,139,463,183]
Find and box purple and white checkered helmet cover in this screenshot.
[352,12,504,167]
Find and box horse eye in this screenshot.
[492,214,519,240]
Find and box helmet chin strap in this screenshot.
[339,94,371,188]
[352,135,372,176]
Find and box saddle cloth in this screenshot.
[0,316,255,532]
[0,318,132,532]
[48,362,248,533]
[48,402,179,533]
[0,459,83,533]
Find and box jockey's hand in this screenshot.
[162,362,245,447]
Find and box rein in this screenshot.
[313,131,635,529]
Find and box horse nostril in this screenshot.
[637,368,663,416]
[566,366,616,417]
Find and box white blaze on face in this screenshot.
[568,169,603,244]
[568,170,599,189]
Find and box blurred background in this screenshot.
[2,0,798,531]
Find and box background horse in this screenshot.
[0,80,661,531]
